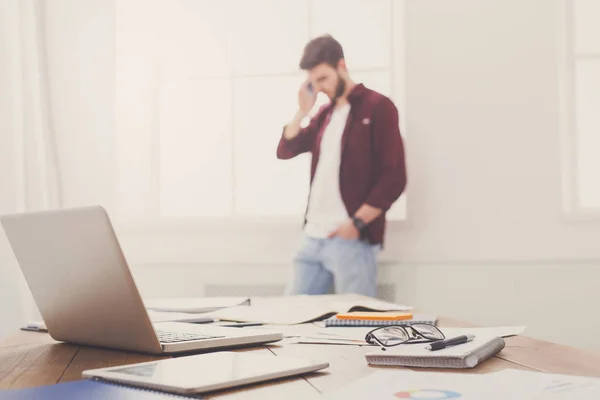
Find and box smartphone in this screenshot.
[307,82,314,95]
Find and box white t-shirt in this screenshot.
[304,104,351,238]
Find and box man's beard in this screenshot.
[332,73,346,104]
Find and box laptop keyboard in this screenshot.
[156,331,224,344]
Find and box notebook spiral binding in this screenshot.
[90,378,201,399]
[325,317,438,327]
[366,355,467,368]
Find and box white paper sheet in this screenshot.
[322,369,600,399]
[147,310,217,323]
[490,369,600,399]
[440,325,526,338]
[320,370,524,399]
[292,337,372,346]
[144,297,250,313]
[252,323,326,338]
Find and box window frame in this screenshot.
[559,0,600,219]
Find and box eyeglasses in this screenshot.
[365,324,445,348]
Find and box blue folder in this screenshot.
[0,379,200,399]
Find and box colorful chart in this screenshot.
[394,389,462,399]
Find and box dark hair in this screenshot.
[299,34,344,70]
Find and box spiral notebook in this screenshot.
[324,313,437,327]
[365,336,505,369]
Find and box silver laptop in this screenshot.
[0,206,283,354]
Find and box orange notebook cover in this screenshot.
[335,312,413,321]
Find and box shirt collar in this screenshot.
[347,83,367,104]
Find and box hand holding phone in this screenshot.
[299,81,316,116]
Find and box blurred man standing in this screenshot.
[277,35,407,297]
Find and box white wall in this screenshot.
[0,1,17,215]
[397,0,600,263]
[42,0,116,212]
[0,0,27,340]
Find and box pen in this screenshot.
[215,322,264,328]
[425,334,475,351]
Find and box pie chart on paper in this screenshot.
[394,389,462,399]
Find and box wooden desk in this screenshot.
[2,317,600,399]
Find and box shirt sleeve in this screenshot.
[276,105,328,160]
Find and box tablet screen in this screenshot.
[83,351,328,394]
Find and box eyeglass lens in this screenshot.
[411,323,445,340]
[371,326,410,346]
[371,324,444,346]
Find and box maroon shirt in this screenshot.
[277,84,406,245]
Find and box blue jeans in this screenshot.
[286,236,381,297]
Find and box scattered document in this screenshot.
[144,296,250,313]
[253,323,329,338]
[292,327,374,345]
[321,370,517,399]
[321,369,600,399]
[205,295,412,325]
[440,325,526,338]
[491,369,600,399]
[292,337,370,346]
